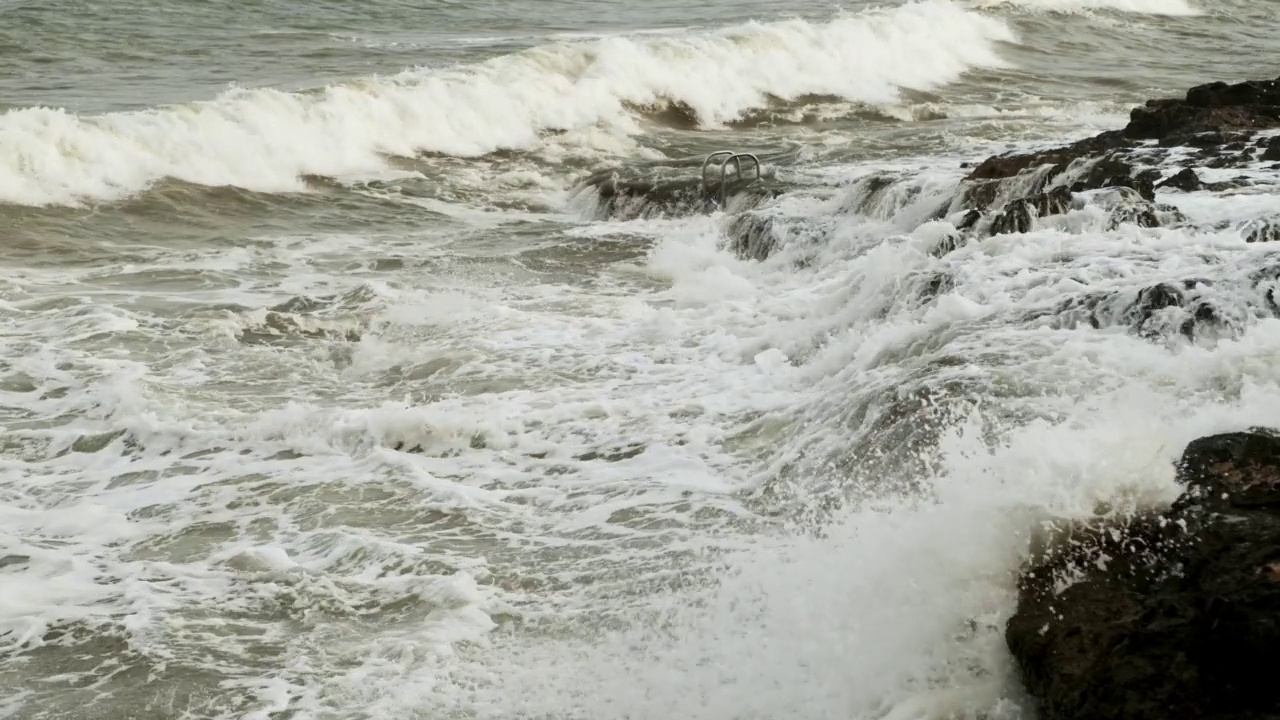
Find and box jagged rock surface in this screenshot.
[1006,429,1280,720]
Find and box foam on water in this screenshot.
[3,1,1279,717]
[135,160,1280,719]
[25,150,1280,718]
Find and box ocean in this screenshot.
[2,0,1279,717]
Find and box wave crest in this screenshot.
[0,0,1015,206]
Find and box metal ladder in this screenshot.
[700,150,761,207]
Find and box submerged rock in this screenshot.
[575,161,785,220]
[1027,186,1075,216]
[989,198,1034,235]
[1243,217,1280,244]
[725,213,780,261]
[1006,429,1280,720]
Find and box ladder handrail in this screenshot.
[716,153,761,205]
[700,150,736,186]
[699,150,763,207]
[719,155,743,205]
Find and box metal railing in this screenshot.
[700,151,761,207]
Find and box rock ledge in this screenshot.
[1006,429,1280,720]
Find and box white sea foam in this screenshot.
[0,0,1015,206]
[5,10,1280,714]
[140,165,1278,719]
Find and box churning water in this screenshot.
[3,0,1280,717]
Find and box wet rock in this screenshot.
[958,152,1151,220]
[1186,78,1280,109]
[1242,217,1280,244]
[576,162,785,220]
[1027,186,1074,216]
[725,213,780,261]
[919,272,954,301]
[1184,130,1229,147]
[989,198,1033,235]
[957,209,982,231]
[1155,167,1203,192]
[1007,429,1280,720]
[845,174,930,220]
[964,130,1129,184]
[1262,137,1280,162]
[1087,186,1180,230]
[958,178,1007,212]
[984,186,1075,236]
[847,175,897,211]
[1057,275,1240,341]
[1066,156,1157,201]
[1127,77,1280,146]
[580,171,708,218]
[957,75,1280,217]
[1136,282,1185,314]
[929,231,965,258]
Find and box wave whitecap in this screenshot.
[0,0,1015,206]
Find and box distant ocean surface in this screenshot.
[2,0,1279,718]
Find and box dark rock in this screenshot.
[957,209,982,231]
[965,152,1062,183]
[1065,156,1157,201]
[1027,186,1074,216]
[1136,282,1184,314]
[575,160,786,220]
[930,231,965,258]
[1127,77,1280,145]
[1134,168,1162,198]
[963,131,1129,185]
[919,272,953,300]
[844,174,904,216]
[990,199,1033,235]
[1243,217,1280,244]
[725,213,779,260]
[1007,429,1280,720]
[1156,168,1203,192]
[957,76,1280,222]
[958,178,1006,212]
[960,152,1152,218]
[1088,187,1180,230]
[1185,78,1280,109]
[987,186,1075,236]
[1186,131,1228,147]
[1181,302,1226,340]
[1262,137,1280,162]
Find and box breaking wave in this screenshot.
[0,0,1015,207]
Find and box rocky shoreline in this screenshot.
[973,76,1280,720]
[575,75,1280,719]
[1007,430,1280,720]
[952,74,1280,243]
[574,75,1280,346]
